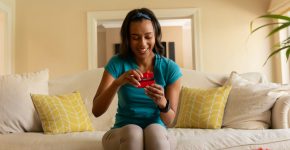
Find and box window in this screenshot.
[0,1,13,75]
[279,11,290,84]
[0,11,4,74]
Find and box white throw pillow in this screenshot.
[0,69,49,133]
[222,71,284,129]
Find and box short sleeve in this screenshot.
[105,55,122,79]
[166,60,182,85]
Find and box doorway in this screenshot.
[87,8,202,71]
[97,19,191,69]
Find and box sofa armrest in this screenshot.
[272,95,290,129]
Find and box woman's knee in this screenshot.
[144,124,173,150]
[120,124,143,140]
[144,124,168,139]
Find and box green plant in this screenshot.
[250,14,290,65]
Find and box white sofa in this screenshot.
[1,68,290,150]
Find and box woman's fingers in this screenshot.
[123,69,143,87]
[145,84,163,94]
[134,69,143,79]
[144,84,164,100]
[129,69,143,81]
[145,90,162,100]
[125,75,139,87]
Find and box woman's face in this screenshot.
[129,19,155,59]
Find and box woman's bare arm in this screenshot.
[160,78,182,126]
[92,69,143,117]
[92,70,120,117]
[144,78,182,127]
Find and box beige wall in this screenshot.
[15,0,275,81]
[269,0,289,13]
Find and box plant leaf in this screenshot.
[267,22,290,37]
[286,47,290,61]
[282,37,290,45]
[251,14,290,65]
[259,14,290,21]
[250,22,281,34]
[264,45,290,66]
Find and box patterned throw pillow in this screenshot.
[31,92,94,134]
[175,86,231,129]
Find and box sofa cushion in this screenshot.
[169,128,290,150]
[1,129,290,150]
[31,92,94,134]
[180,69,268,89]
[175,86,231,129]
[180,69,227,88]
[223,72,284,129]
[49,68,117,131]
[0,69,49,133]
[0,131,104,150]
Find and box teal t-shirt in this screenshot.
[105,54,182,129]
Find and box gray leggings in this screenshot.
[102,124,176,150]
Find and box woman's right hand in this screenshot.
[114,69,144,87]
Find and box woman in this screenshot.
[92,8,182,150]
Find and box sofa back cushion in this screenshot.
[181,69,227,88]
[222,72,284,129]
[48,68,268,131]
[49,68,227,130]
[0,69,49,133]
[49,68,117,131]
[181,69,268,88]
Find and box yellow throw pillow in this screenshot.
[31,92,94,134]
[175,86,231,129]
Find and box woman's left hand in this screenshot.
[144,84,167,108]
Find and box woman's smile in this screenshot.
[137,48,149,54]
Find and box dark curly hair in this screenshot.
[119,8,164,58]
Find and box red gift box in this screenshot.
[137,72,155,88]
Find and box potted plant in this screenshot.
[250,14,290,65]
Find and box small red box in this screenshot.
[137,72,155,88]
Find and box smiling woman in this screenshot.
[92,8,183,150]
